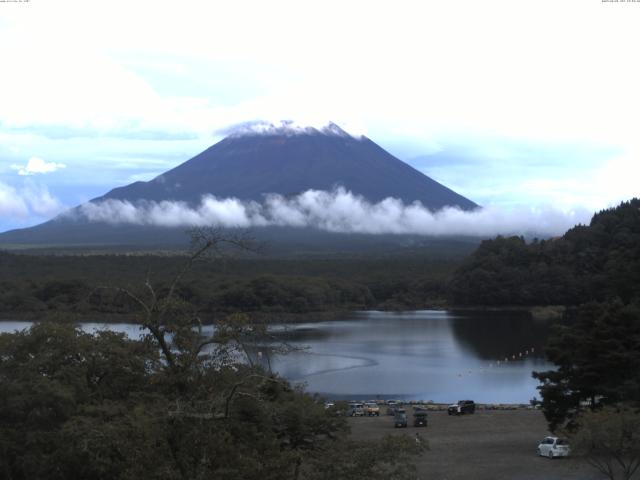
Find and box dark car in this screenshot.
[448,400,476,415]
[394,412,408,428]
[413,412,428,427]
[385,400,396,415]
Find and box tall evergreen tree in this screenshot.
[533,301,640,431]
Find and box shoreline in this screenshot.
[339,401,537,410]
[0,304,567,324]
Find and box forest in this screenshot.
[449,198,640,306]
[0,249,462,320]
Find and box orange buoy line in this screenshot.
[455,347,537,377]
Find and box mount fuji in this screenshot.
[0,122,478,248]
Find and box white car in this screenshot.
[537,436,570,459]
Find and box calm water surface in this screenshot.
[0,310,555,403]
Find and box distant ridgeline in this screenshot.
[449,198,640,306]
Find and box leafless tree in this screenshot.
[111,227,259,373]
[569,406,640,480]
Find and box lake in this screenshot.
[0,310,555,403]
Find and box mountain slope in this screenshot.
[101,123,477,209]
[0,123,478,247]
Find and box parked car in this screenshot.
[364,402,380,416]
[413,412,428,427]
[324,402,348,417]
[394,412,408,428]
[448,400,476,415]
[347,403,365,416]
[537,437,570,459]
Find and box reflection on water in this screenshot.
[0,310,555,403]
[449,310,550,360]
[261,310,555,403]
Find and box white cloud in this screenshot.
[0,182,29,218]
[11,157,66,176]
[22,182,66,217]
[0,180,65,220]
[77,188,593,237]
[590,150,640,209]
[2,0,638,150]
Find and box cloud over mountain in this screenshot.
[77,188,591,237]
[1,123,594,245]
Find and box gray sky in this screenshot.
[1,0,639,234]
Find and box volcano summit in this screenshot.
[0,122,478,246]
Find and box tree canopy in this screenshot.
[533,301,640,431]
[449,198,640,306]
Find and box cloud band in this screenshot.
[77,188,592,237]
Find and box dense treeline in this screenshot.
[533,300,640,431]
[450,199,640,306]
[0,252,460,319]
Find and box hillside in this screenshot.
[449,198,640,306]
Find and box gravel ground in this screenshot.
[347,408,604,480]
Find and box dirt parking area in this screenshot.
[348,408,603,480]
